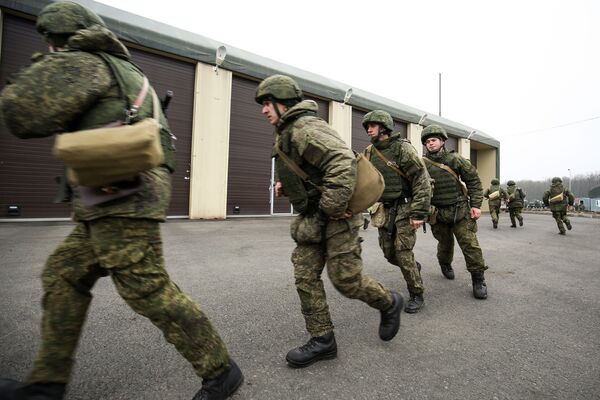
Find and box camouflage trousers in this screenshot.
[430,203,487,273]
[509,207,523,226]
[377,204,424,295]
[551,210,571,233]
[290,213,393,337]
[489,204,501,223]
[27,218,229,384]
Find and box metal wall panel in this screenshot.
[127,48,194,216]
[0,14,70,218]
[228,76,329,215]
[0,14,195,218]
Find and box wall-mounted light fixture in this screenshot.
[343,88,353,105]
[213,45,227,74]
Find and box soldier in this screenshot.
[362,110,431,313]
[421,125,488,299]
[255,75,403,368]
[506,180,526,227]
[0,3,242,399]
[543,177,575,235]
[483,178,507,229]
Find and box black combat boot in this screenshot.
[493,220,498,229]
[379,291,403,341]
[193,359,244,400]
[566,221,572,230]
[440,264,455,280]
[471,272,488,300]
[286,332,337,368]
[510,224,516,228]
[404,293,424,314]
[0,379,66,400]
[519,218,523,227]
[559,230,566,235]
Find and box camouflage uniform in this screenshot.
[362,111,431,300]
[421,125,488,300]
[274,100,394,337]
[506,181,526,227]
[0,3,230,388]
[543,177,575,234]
[483,179,507,228]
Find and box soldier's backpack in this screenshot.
[274,147,384,214]
[488,190,500,200]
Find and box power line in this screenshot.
[504,115,600,137]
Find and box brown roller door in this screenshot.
[0,13,194,218]
[0,14,70,219]
[127,48,194,217]
[228,76,329,216]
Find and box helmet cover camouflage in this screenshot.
[255,75,303,104]
[491,178,500,185]
[421,124,449,144]
[362,110,394,132]
[552,177,562,184]
[36,1,106,36]
[507,180,516,186]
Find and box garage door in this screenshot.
[228,76,329,216]
[0,13,194,218]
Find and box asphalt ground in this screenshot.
[0,212,599,400]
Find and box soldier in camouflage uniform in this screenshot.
[543,177,575,235]
[483,178,507,229]
[422,125,488,299]
[506,180,526,228]
[255,75,403,368]
[362,110,431,313]
[0,3,242,399]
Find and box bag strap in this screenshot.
[274,146,323,192]
[369,144,408,179]
[422,157,469,197]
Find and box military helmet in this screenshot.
[421,124,449,144]
[507,180,516,186]
[491,178,500,185]
[36,1,106,35]
[255,75,303,104]
[362,110,394,132]
[552,177,563,184]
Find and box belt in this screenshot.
[383,197,411,207]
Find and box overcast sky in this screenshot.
[96,0,599,182]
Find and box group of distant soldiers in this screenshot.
[483,177,576,235]
[0,2,579,400]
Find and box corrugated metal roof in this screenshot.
[0,0,499,147]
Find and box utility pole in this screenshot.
[438,72,442,116]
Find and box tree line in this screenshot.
[499,172,600,201]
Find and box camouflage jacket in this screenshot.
[506,185,526,209]
[0,26,173,222]
[365,134,431,220]
[274,100,355,217]
[424,147,483,209]
[483,184,507,207]
[543,183,574,212]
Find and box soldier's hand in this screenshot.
[409,219,425,230]
[470,207,481,220]
[275,181,284,197]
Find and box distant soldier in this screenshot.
[362,110,431,313]
[543,177,575,235]
[483,178,507,229]
[506,180,526,228]
[255,75,403,368]
[422,125,488,299]
[0,3,242,399]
